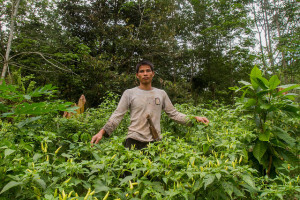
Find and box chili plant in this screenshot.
[231,66,300,176]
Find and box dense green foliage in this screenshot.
[1,0,299,199]
[1,0,299,105]
[0,83,299,199]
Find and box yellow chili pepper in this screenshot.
[55,146,62,154]
[239,156,243,164]
[129,181,133,190]
[102,191,109,200]
[111,154,117,160]
[54,189,58,198]
[64,177,72,184]
[68,191,74,197]
[62,190,67,200]
[144,170,150,177]
[84,188,91,200]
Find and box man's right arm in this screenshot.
[90,90,130,145]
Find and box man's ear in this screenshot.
[136,73,138,78]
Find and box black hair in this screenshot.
[136,60,154,73]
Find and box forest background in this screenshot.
[1,0,299,106]
[1,1,300,199]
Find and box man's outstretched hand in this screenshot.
[90,129,106,146]
[195,116,209,125]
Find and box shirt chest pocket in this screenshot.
[153,97,163,111]
[155,97,161,105]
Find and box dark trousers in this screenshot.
[125,138,154,150]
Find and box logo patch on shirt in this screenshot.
[155,98,160,105]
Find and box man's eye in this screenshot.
[146,70,152,72]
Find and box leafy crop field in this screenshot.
[0,91,299,200]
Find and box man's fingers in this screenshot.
[95,136,102,144]
[195,116,209,124]
[90,136,96,144]
[203,118,209,124]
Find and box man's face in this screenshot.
[136,65,155,85]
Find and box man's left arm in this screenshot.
[162,92,209,125]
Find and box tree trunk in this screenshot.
[273,0,288,83]
[260,0,275,71]
[252,1,268,69]
[0,0,21,84]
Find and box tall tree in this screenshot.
[252,0,300,83]
[0,0,20,84]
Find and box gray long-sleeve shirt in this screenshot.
[102,87,188,142]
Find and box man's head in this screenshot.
[136,60,154,73]
[136,60,155,86]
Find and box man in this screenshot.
[90,60,209,149]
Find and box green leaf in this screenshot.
[119,176,134,185]
[242,174,255,188]
[269,75,280,90]
[233,186,244,197]
[250,66,262,90]
[215,173,221,180]
[273,127,296,147]
[229,86,239,91]
[250,77,259,90]
[256,77,269,89]
[258,130,270,141]
[238,81,251,86]
[275,193,283,200]
[276,148,299,165]
[94,185,110,193]
[0,181,22,194]
[253,141,268,163]
[204,174,215,189]
[93,179,110,193]
[4,149,15,158]
[33,153,43,162]
[280,105,300,116]
[277,84,300,96]
[17,116,42,128]
[260,104,271,110]
[61,153,72,158]
[203,144,210,154]
[34,178,46,190]
[222,182,233,197]
[284,93,298,100]
[92,152,101,161]
[250,66,262,78]
[244,98,256,108]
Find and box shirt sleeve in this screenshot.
[102,90,130,136]
[162,91,189,124]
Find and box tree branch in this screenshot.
[8,51,77,75]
